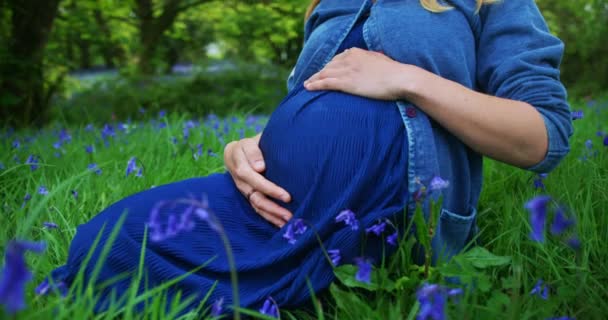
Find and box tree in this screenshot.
[0,0,62,126]
[133,0,213,74]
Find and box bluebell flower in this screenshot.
[524,195,552,242]
[21,194,31,208]
[549,208,575,236]
[58,129,71,143]
[87,163,102,175]
[387,232,399,246]
[12,139,20,149]
[25,155,39,171]
[71,190,78,200]
[158,110,166,118]
[416,283,447,320]
[530,279,549,300]
[328,249,341,266]
[43,222,58,229]
[566,237,581,251]
[53,141,62,149]
[604,135,608,146]
[335,209,359,231]
[183,128,190,141]
[259,297,279,318]
[533,173,548,189]
[354,257,372,284]
[283,219,307,244]
[126,157,142,177]
[365,221,387,236]
[0,162,4,170]
[211,296,224,316]
[0,240,46,314]
[585,139,593,149]
[546,316,575,320]
[101,124,115,139]
[597,131,605,137]
[85,145,94,153]
[38,186,49,195]
[571,110,583,120]
[139,107,146,114]
[85,124,94,132]
[34,278,68,297]
[429,176,450,191]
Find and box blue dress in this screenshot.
[45,17,409,315]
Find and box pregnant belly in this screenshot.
[258,87,406,211]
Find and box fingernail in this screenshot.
[282,194,290,202]
[254,160,264,169]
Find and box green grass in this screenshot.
[1,94,607,319]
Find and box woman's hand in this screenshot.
[303,47,414,100]
[224,133,293,228]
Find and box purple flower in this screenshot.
[101,124,115,139]
[0,162,4,170]
[12,139,20,149]
[53,141,62,149]
[566,237,581,251]
[584,139,593,149]
[354,257,372,284]
[0,240,46,314]
[533,173,548,189]
[211,297,224,316]
[85,124,94,132]
[328,249,341,266]
[87,163,102,175]
[429,176,450,191]
[259,297,279,318]
[604,135,608,146]
[85,145,94,154]
[365,221,387,236]
[158,110,166,118]
[139,107,146,114]
[38,186,49,195]
[530,279,549,300]
[335,209,359,231]
[571,110,584,120]
[387,232,399,246]
[23,194,31,203]
[283,219,307,244]
[126,157,141,177]
[546,316,575,320]
[550,208,575,236]
[25,155,39,171]
[524,195,552,242]
[71,190,78,200]
[415,283,463,320]
[58,129,71,143]
[35,278,68,297]
[43,222,58,229]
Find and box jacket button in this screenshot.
[405,107,417,118]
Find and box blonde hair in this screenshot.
[305,0,499,20]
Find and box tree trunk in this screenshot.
[0,0,61,127]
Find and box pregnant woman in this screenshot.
[41,0,573,316]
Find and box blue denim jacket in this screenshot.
[286,0,573,262]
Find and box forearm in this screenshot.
[400,64,548,168]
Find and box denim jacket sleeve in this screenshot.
[476,0,574,173]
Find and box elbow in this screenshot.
[522,108,573,174]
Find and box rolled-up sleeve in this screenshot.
[476,0,574,173]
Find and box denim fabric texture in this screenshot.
[287,0,573,262]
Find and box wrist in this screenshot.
[397,64,425,101]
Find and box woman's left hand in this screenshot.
[303,47,415,100]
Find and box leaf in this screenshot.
[460,247,511,269]
[334,265,395,292]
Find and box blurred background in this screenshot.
[0,0,606,127]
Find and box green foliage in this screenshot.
[536,0,608,94]
[1,94,608,319]
[51,62,290,125]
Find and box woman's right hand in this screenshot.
[224,133,293,228]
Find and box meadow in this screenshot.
[1,93,607,319]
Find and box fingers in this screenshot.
[305,77,345,91]
[235,145,291,203]
[249,191,293,227]
[240,137,266,172]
